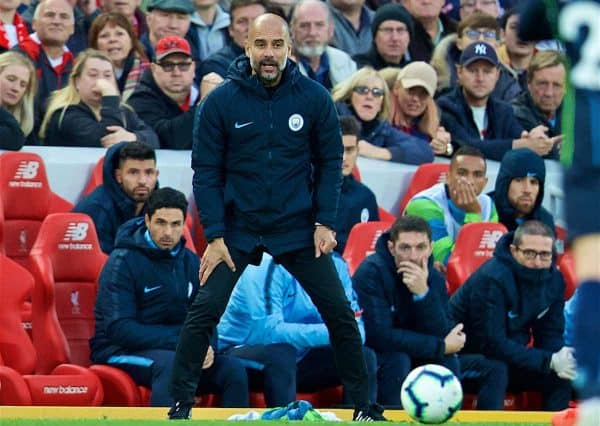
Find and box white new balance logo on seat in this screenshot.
[14,161,39,179]
[64,222,89,241]
[478,230,503,249]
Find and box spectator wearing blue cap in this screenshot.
[437,41,560,161]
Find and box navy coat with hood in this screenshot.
[90,217,199,363]
[192,56,341,255]
[72,142,158,254]
[449,232,566,374]
[490,148,555,232]
[352,231,452,361]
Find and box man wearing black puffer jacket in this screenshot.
[90,188,249,408]
[353,215,507,409]
[489,148,555,232]
[449,220,573,411]
[169,13,385,421]
[73,141,158,254]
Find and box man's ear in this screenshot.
[114,168,122,184]
[144,213,150,228]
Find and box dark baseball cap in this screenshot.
[459,42,499,67]
[147,0,194,14]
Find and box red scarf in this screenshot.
[0,13,30,50]
[180,93,191,112]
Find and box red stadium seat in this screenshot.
[29,213,107,372]
[81,156,104,197]
[188,199,208,255]
[558,250,577,300]
[554,224,568,263]
[446,222,508,295]
[399,163,449,215]
[343,221,393,275]
[0,152,73,270]
[352,166,361,182]
[0,255,103,406]
[378,207,396,223]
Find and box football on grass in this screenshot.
[400,364,463,424]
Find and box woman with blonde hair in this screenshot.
[0,51,36,148]
[332,66,433,165]
[88,12,149,101]
[384,62,453,156]
[40,49,158,148]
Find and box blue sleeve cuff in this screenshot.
[412,288,429,302]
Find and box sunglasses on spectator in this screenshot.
[515,246,553,261]
[156,61,193,72]
[353,86,384,98]
[464,29,497,41]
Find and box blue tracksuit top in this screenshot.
[90,217,200,363]
[217,252,365,360]
[192,56,342,255]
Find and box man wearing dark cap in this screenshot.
[142,0,202,82]
[128,36,198,149]
[352,3,413,70]
[490,148,555,232]
[437,41,559,161]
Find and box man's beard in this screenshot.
[296,43,326,58]
[250,56,287,84]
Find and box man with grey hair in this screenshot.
[18,0,75,130]
[291,0,356,91]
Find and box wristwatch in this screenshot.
[446,143,454,156]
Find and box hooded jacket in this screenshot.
[352,230,452,360]
[192,56,342,255]
[72,142,158,254]
[127,69,198,149]
[437,86,525,161]
[490,148,555,232]
[90,217,199,363]
[449,231,565,374]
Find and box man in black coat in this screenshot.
[168,14,385,421]
[449,220,574,410]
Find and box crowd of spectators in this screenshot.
[0,0,575,412]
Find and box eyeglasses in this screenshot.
[156,61,193,72]
[464,29,497,41]
[515,246,553,261]
[353,86,384,98]
[378,26,408,36]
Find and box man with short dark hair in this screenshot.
[336,115,379,254]
[490,148,555,232]
[459,0,499,20]
[328,0,374,56]
[437,41,560,161]
[90,187,249,408]
[498,9,534,91]
[353,3,412,70]
[449,220,573,410]
[404,146,498,265]
[73,142,159,254]
[128,36,198,149]
[353,215,507,408]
